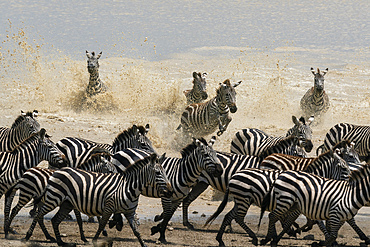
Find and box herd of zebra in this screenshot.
[0,60,369,246]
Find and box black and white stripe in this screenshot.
[300,67,330,118]
[177,79,241,137]
[317,123,370,162]
[183,72,208,105]
[0,110,40,152]
[204,150,350,246]
[230,116,314,157]
[139,137,223,243]
[85,50,107,96]
[25,153,172,247]
[259,163,370,246]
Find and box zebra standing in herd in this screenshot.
[204,150,350,247]
[85,50,108,97]
[177,79,241,137]
[230,116,314,158]
[317,122,370,162]
[259,162,370,247]
[0,110,40,152]
[183,72,208,105]
[300,67,330,119]
[25,153,173,247]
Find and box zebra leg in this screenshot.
[92,210,113,245]
[24,205,56,243]
[151,197,172,235]
[347,217,370,244]
[51,201,75,246]
[182,181,209,229]
[272,210,301,247]
[4,188,17,236]
[124,211,148,247]
[260,210,280,246]
[73,209,88,242]
[29,204,37,217]
[5,195,32,238]
[96,216,108,237]
[324,218,344,247]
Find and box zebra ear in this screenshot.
[202,72,207,79]
[97,52,102,59]
[32,110,39,118]
[292,116,300,126]
[145,124,150,134]
[350,142,355,149]
[150,153,158,164]
[307,116,314,125]
[209,136,216,146]
[233,81,242,88]
[158,153,166,163]
[86,50,91,59]
[39,128,46,140]
[311,67,316,75]
[132,125,139,135]
[193,72,200,80]
[322,68,329,76]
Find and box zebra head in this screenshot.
[86,50,102,74]
[332,148,351,180]
[333,140,361,165]
[13,110,41,136]
[194,136,223,177]
[291,116,314,153]
[192,72,208,100]
[37,129,65,167]
[112,124,156,154]
[150,153,173,198]
[217,79,241,113]
[311,67,328,92]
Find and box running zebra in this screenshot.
[183,72,208,105]
[56,124,155,168]
[259,163,370,247]
[230,116,314,157]
[133,137,224,243]
[300,67,330,118]
[0,110,40,152]
[177,79,241,137]
[204,150,351,247]
[0,128,65,231]
[316,123,370,162]
[25,153,173,247]
[85,50,107,96]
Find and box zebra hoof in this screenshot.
[183,221,194,230]
[116,221,123,231]
[102,229,108,237]
[251,237,258,246]
[151,225,160,235]
[108,220,117,229]
[364,238,370,245]
[154,215,162,222]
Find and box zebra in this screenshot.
[177,79,241,137]
[85,50,107,96]
[132,137,224,243]
[56,124,155,168]
[0,110,40,152]
[259,163,370,247]
[24,153,173,247]
[0,128,65,234]
[183,72,208,105]
[203,149,351,247]
[181,133,315,230]
[230,115,314,157]
[300,67,330,118]
[316,123,370,162]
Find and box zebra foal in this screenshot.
[0,110,40,152]
[259,163,370,247]
[300,67,330,118]
[183,72,208,105]
[85,50,107,96]
[25,153,173,247]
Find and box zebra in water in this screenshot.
[177,79,241,137]
[0,110,40,152]
[183,72,208,105]
[230,116,314,157]
[259,163,370,247]
[127,137,223,243]
[25,153,173,247]
[204,150,350,247]
[0,129,65,233]
[316,123,370,162]
[85,50,107,96]
[300,67,330,118]
[56,124,155,168]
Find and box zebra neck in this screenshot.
[89,70,101,85]
[179,154,203,186]
[313,87,324,99]
[349,167,370,207]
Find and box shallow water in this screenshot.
[0,1,369,157]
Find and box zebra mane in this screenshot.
[123,153,156,175]
[9,130,42,153]
[348,163,370,182]
[181,138,208,158]
[112,125,146,146]
[11,111,35,128]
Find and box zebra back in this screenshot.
[0,110,40,152]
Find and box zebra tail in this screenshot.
[258,187,272,231]
[316,144,325,156]
[203,189,229,227]
[5,184,17,202]
[28,187,47,208]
